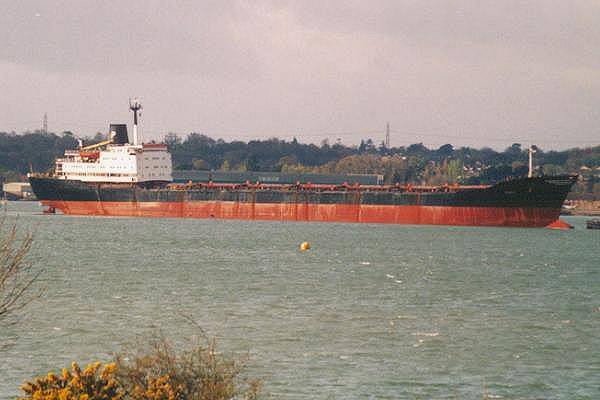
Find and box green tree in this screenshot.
[447,159,463,183]
[164,132,182,149]
[221,160,231,171]
[192,159,210,170]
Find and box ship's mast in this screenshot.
[129,98,142,145]
[528,145,536,178]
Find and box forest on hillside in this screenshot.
[1,130,599,199]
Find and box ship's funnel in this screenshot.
[109,124,129,144]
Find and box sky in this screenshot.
[1,0,599,150]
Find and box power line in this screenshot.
[385,122,390,149]
[209,128,598,146]
[2,120,598,147]
[387,129,600,144]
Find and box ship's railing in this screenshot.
[166,181,491,193]
[142,143,168,150]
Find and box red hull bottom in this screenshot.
[41,200,562,228]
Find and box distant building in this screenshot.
[2,182,36,200]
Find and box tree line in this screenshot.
[1,130,599,198]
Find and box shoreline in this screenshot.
[562,200,600,216]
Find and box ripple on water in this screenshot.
[1,202,599,399]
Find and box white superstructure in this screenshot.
[55,143,172,183]
[54,98,173,183]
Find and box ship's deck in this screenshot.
[166,181,492,194]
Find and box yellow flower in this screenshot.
[70,376,80,388]
[46,372,58,384]
[100,363,116,380]
[20,382,36,394]
[71,362,81,376]
[58,388,70,400]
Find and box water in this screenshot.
[1,201,599,399]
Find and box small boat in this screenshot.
[586,219,600,229]
[43,206,56,214]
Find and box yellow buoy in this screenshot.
[300,241,311,251]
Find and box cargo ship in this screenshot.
[28,101,577,228]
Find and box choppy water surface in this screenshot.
[1,202,599,399]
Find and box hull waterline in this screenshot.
[29,175,577,228]
[38,200,561,227]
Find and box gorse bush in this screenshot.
[129,375,178,400]
[19,337,261,400]
[20,362,122,400]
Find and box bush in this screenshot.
[20,362,122,400]
[1,219,41,324]
[115,336,261,400]
[19,337,261,400]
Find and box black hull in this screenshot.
[29,176,576,209]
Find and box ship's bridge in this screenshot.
[56,143,172,183]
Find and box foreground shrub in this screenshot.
[116,336,261,400]
[19,336,261,400]
[1,219,43,326]
[20,361,122,400]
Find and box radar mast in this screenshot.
[129,98,142,145]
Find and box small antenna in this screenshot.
[43,113,48,134]
[129,98,142,145]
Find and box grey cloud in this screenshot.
[1,0,261,78]
[0,1,599,148]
